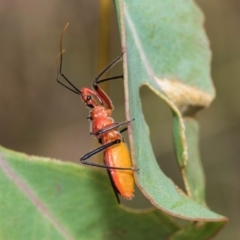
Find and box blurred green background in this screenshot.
[0,1,239,239]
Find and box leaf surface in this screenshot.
[114,0,227,225]
[0,146,180,240]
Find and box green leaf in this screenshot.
[169,222,226,240]
[0,0,228,238]
[0,146,181,240]
[114,0,227,229]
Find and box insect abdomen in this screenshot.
[104,141,134,199]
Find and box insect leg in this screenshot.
[92,53,124,110]
[96,75,123,84]
[93,53,124,85]
[80,139,134,170]
[95,118,135,136]
[106,168,120,204]
[120,127,127,134]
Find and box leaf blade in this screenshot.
[115,0,227,223]
[0,146,181,240]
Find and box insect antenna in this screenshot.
[56,23,82,95]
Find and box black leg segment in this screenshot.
[96,75,123,85]
[93,53,124,88]
[80,139,134,170]
[95,118,135,136]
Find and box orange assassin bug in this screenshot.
[56,24,135,203]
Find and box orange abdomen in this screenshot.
[104,142,134,199]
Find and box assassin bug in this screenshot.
[56,23,135,202]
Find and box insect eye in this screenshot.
[87,95,92,101]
